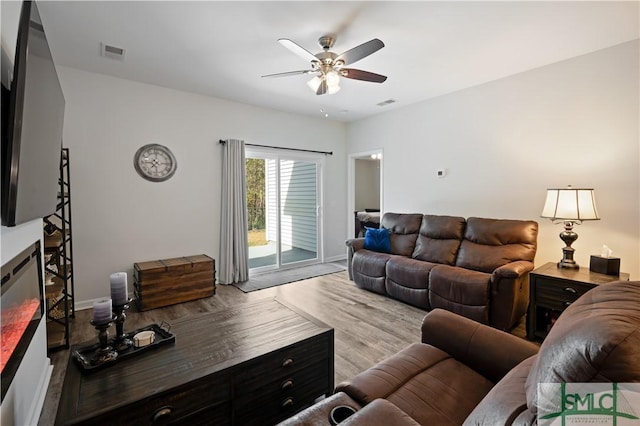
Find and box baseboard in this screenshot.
[325,254,347,263]
[75,297,101,311]
[76,294,133,311]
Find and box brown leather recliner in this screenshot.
[346,213,538,330]
[280,280,640,425]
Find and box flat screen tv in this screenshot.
[1,0,65,227]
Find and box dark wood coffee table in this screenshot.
[55,298,334,425]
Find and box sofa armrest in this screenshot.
[343,399,420,426]
[492,260,534,280]
[421,309,538,383]
[345,238,365,251]
[277,392,362,426]
[490,260,534,330]
[345,238,365,280]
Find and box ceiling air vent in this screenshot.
[101,43,126,61]
[376,99,397,107]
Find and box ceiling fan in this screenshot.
[262,35,387,95]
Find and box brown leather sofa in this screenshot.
[346,213,538,330]
[280,280,640,425]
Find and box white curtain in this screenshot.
[219,139,249,284]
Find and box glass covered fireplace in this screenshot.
[1,241,44,401]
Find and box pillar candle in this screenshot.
[110,272,128,306]
[93,298,112,323]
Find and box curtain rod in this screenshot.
[219,140,332,156]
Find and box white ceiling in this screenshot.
[37,1,639,122]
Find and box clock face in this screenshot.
[133,144,177,182]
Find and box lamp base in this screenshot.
[557,223,579,269]
[557,259,579,269]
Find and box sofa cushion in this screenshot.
[412,215,466,265]
[352,249,394,294]
[429,265,491,324]
[364,227,391,253]
[385,257,438,309]
[337,343,494,426]
[525,280,640,414]
[456,217,538,273]
[381,213,423,257]
[463,356,536,426]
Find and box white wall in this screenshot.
[57,67,347,305]
[348,41,640,279]
[0,0,20,86]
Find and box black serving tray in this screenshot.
[72,323,175,373]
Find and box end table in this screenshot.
[526,262,630,341]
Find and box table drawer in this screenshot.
[235,334,330,387]
[79,375,230,426]
[535,278,594,311]
[234,360,330,425]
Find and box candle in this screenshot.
[93,298,112,323]
[110,272,128,306]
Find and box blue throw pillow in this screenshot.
[364,227,391,253]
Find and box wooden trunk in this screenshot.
[134,254,215,311]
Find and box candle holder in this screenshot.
[112,299,133,351]
[89,316,118,366]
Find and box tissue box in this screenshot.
[589,255,620,275]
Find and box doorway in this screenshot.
[348,150,383,238]
[246,149,322,272]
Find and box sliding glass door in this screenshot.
[246,150,321,271]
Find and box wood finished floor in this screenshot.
[38,270,526,425]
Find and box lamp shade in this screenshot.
[541,186,600,221]
[327,84,341,95]
[307,75,322,92]
[326,70,340,87]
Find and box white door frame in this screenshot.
[348,149,383,239]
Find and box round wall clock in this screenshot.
[133,143,177,182]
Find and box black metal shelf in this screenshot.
[43,147,75,352]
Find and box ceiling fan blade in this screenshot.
[278,38,318,63]
[316,79,327,95]
[262,70,313,78]
[336,39,384,66]
[341,68,387,83]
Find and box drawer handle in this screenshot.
[564,287,577,294]
[282,358,294,368]
[281,379,294,390]
[282,397,294,408]
[152,406,173,423]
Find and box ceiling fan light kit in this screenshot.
[263,35,387,96]
[307,70,341,94]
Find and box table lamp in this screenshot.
[541,185,600,269]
